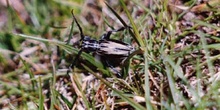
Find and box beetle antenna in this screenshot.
[102,26,131,39]
[71,9,84,40]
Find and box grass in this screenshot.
[1,0,220,109]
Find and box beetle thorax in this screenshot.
[82,36,99,52]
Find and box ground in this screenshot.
[0,0,220,109]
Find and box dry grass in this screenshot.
[1,0,220,109]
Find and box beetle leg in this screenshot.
[104,59,122,78]
[67,49,83,74]
[101,26,131,40]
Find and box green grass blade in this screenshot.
[14,33,106,73]
[20,56,37,91]
[105,3,127,27]
[119,0,145,47]
[105,2,144,47]
[144,48,154,110]
[38,77,44,110]
[82,64,146,110]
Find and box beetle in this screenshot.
[68,10,134,77]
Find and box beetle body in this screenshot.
[68,10,134,77]
[82,37,134,57]
[98,39,134,56]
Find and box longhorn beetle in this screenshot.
[68,10,134,77]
